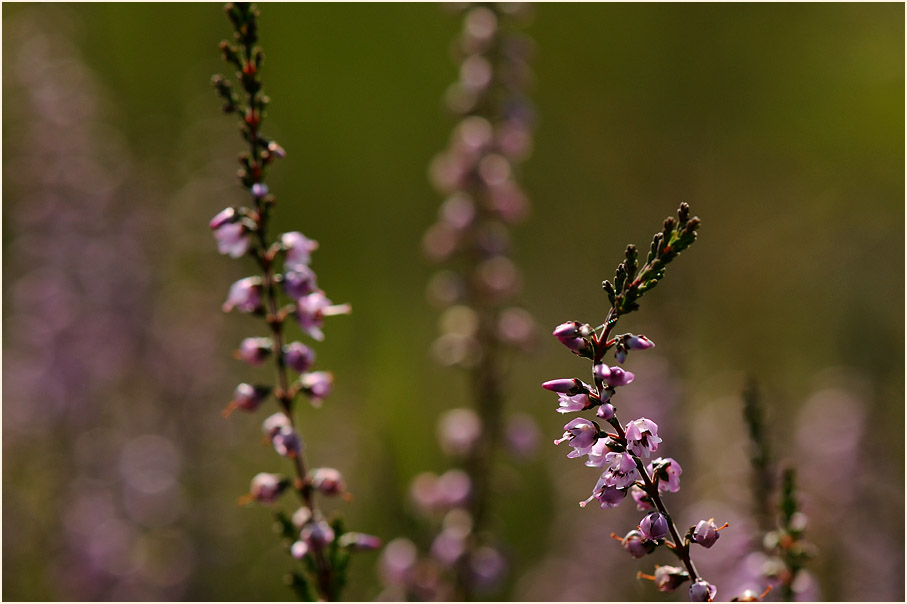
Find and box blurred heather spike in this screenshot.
[742,376,774,533]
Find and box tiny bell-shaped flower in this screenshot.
[235,337,272,365]
[555,392,594,414]
[691,518,725,549]
[630,485,655,511]
[579,475,627,509]
[262,412,291,438]
[222,276,263,313]
[296,291,351,341]
[553,418,599,457]
[282,264,318,300]
[271,425,303,457]
[639,511,669,541]
[210,207,251,258]
[299,371,333,406]
[281,231,319,267]
[300,518,336,552]
[283,341,316,373]
[689,579,717,602]
[223,383,271,417]
[552,321,594,339]
[246,472,288,505]
[601,451,638,488]
[624,417,662,458]
[309,467,346,496]
[616,529,657,559]
[648,457,682,493]
[652,565,690,592]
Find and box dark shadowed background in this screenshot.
[3,3,903,601]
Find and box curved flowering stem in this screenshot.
[544,204,733,601]
[211,3,373,600]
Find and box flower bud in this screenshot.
[310,467,345,496]
[249,472,288,504]
[689,579,717,602]
[596,403,615,420]
[619,530,656,559]
[272,425,302,457]
[625,334,655,350]
[235,337,272,365]
[552,321,593,338]
[300,371,333,405]
[691,518,722,548]
[290,540,309,560]
[541,378,586,394]
[262,412,291,438]
[639,512,669,541]
[251,183,269,198]
[653,565,689,592]
[227,383,270,415]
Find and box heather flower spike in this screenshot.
[211,4,371,599]
[542,203,715,598]
[383,4,537,601]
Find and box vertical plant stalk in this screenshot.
[211,4,375,600]
[742,377,775,535]
[423,3,536,599]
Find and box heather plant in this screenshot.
[376,4,538,600]
[210,4,377,600]
[542,203,743,601]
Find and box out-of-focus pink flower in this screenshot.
[281,231,318,267]
[222,276,263,313]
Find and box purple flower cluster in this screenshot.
[541,205,736,601]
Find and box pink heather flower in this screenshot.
[222,276,263,313]
[272,425,302,457]
[296,290,351,341]
[689,579,717,601]
[541,378,587,394]
[653,565,689,592]
[249,472,287,504]
[648,457,682,493]
[437,469,471,508]
[431,527,467,566]
[229,383,270,413]
[639,511,669,541]
[283,341,316,373]
[556,392,593,414]
[282,231,319,267]
[691,518,721,549]
[262,412,291,438]
[594,364,636,387]
[625,334,655,350]
[615,346,628,364]
[579,475,626,509]
[625,417,662,458]
[602,451,639,488]
[210,207,252,258]
[213,221,251,258]
[619,530,655,559]
[300,518,336,551]
[553,418,599,457]
[268,140,286,159]
[437,408,482,457]
[630,485,655,510]
[283,264,318,300]
[310,467,345,496]
[300,371,333,405]
[584,437,614,468]
[235,336,272,365]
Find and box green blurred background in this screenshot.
[3,2,903,601]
